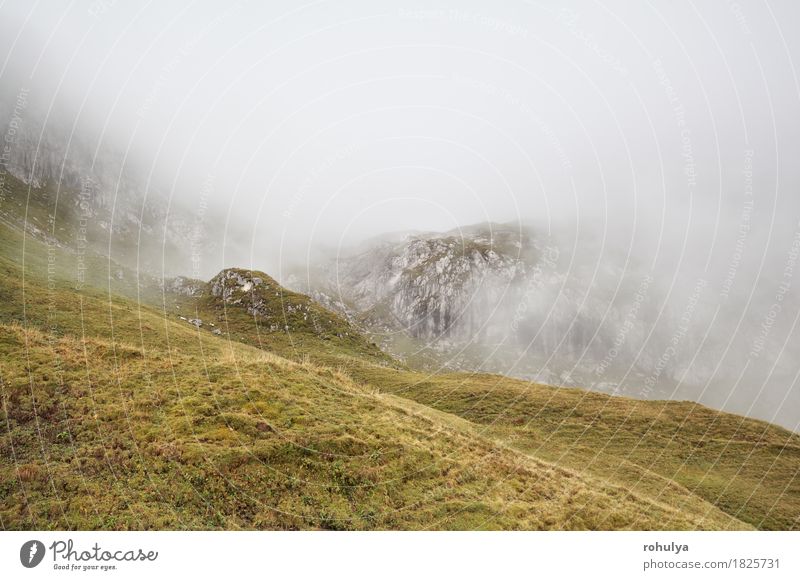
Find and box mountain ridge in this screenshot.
[0,172,798,530]
[291,221,800,431]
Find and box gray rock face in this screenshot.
[295,222,800,429]
[210,270,264,302]
[165,276,204,297]
[312,225,535,343]
[384,238,524,341]
[296,223,668,393]
[209,270,273,318]
[0,107,210,277]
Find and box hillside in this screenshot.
[290,222,661,381]
[0,143,213,277]
[165,268,392,366]
[291,222,800,431]
[0,222,743,530]
[0,180,798,530]
[348,367,800,530]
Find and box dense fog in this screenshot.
[1,0,799,428]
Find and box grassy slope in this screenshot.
[346,366,800,531]
[0,176,796,530]
[186,273,800,531]
[0,168,192,275]
[0,225,744,530]
[163,248,800,530]
[168,268,393,367]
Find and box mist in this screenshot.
[2,0,799,428]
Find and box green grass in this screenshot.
[3,321,743,530]
[0,174,796,530]
[166,267,393,367]
[0,245,739,530]
[343,368,800,530]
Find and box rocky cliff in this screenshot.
[0,107,206,277]
[293,223,687,397]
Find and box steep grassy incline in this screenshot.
[153,254,799,530]
[1,322,743,530]
[163,261,799,530]
[346,367,800,530]
[167,268,392,366]
[0,222,745,530]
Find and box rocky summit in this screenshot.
[310,224,534,342]
[292,222,778,421]
[293,222,631,384]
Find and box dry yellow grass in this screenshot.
[0,212,792,530]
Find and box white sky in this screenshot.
[1,0,799,273]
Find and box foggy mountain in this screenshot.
[289,221,800,430]
[0,101,244,279]
[3,1,800,537]
[1,0,798,431]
